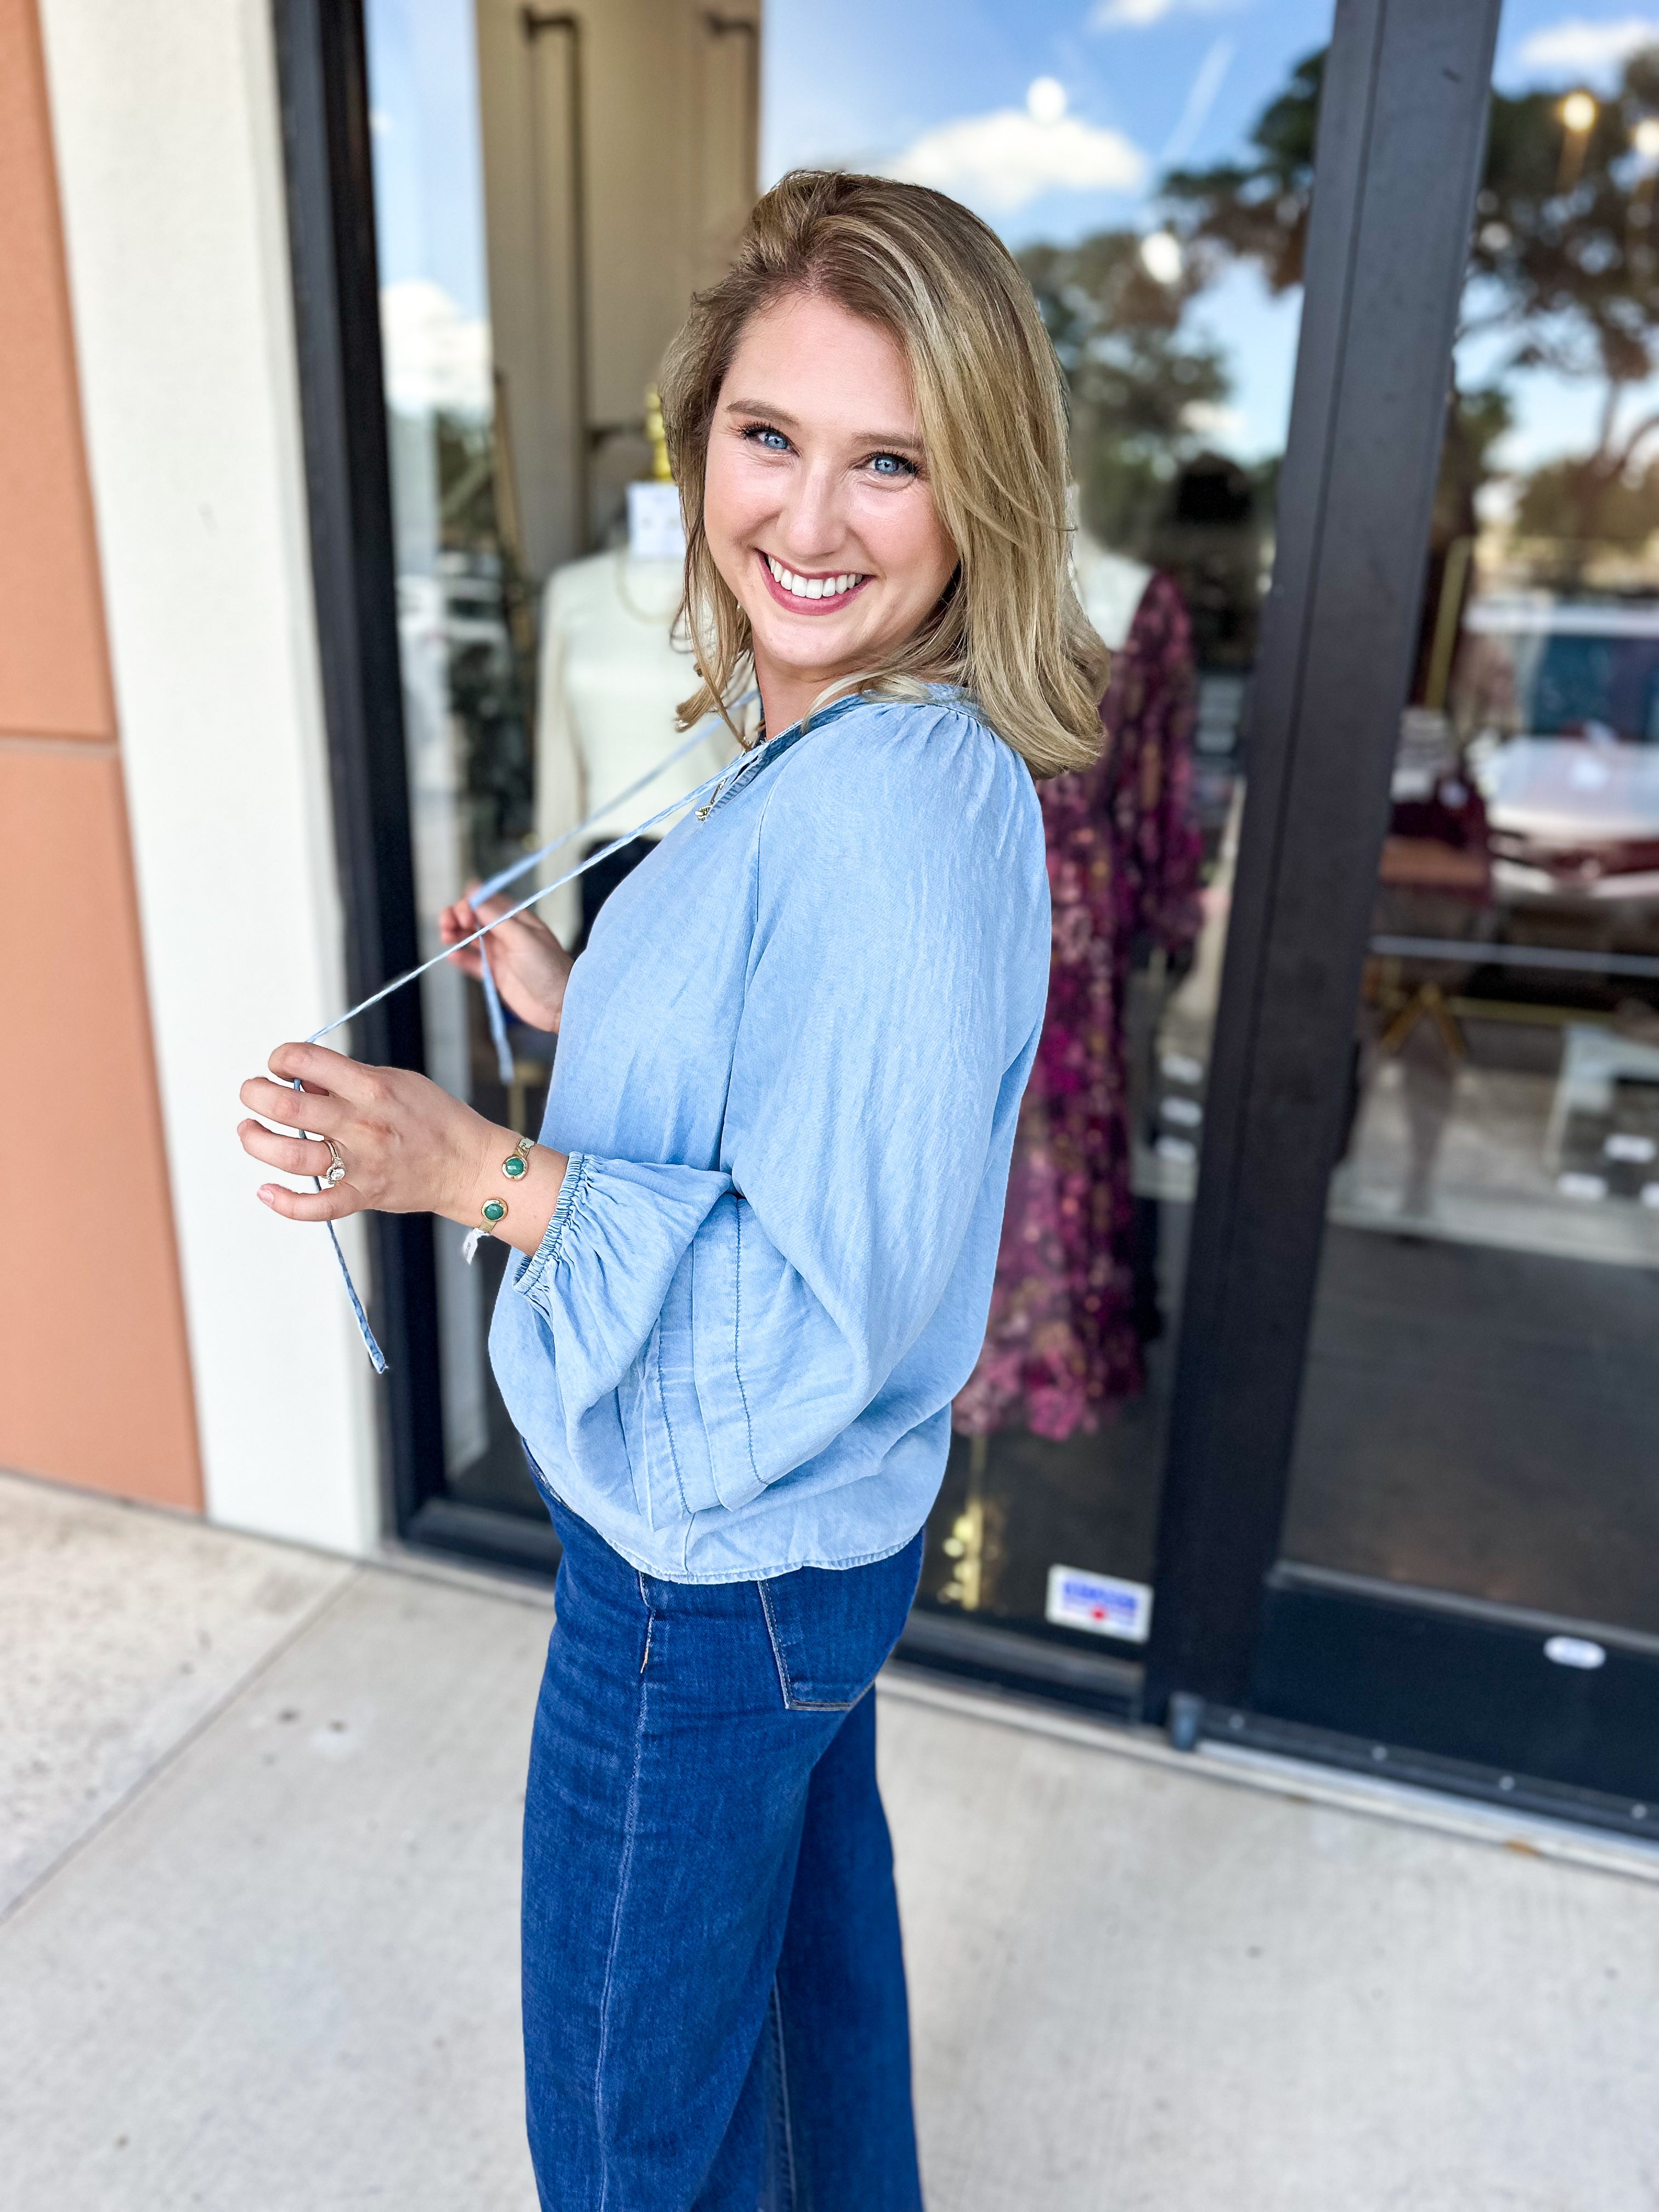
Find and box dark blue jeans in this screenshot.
[521,1486,927,2211]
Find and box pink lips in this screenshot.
[757,552,872,616]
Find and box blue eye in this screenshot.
[869,452,917,478]
[743,424,791,452]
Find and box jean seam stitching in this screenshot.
[592,1657,648,2209]
[756,1582,860,1711]
[755,1580,795,1709]
[771,1979,799,2212]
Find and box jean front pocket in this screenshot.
[755,1528,926,1711]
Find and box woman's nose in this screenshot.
[774,464,845,563]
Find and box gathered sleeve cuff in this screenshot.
[513,1152,732,1421]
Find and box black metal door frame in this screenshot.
[275,0,557,1576]
[274,0,443,1549]
[274,0,1659,1829]
[1144,0,1505,1713]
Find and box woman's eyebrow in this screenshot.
[724,396,799,426]
[723,397,922,449]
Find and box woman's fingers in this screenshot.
[439,898,495,977]
[241,1041,471,1223]
[265,1040,381,1098]
[443,887,557,963]
[446,887,515,934]
[238,1119,336,1180]
[458,878,503,924]
[239,1075,351,1132]
[440,901,484,974]
[256,1180,360,1223]
[462,881,552,938]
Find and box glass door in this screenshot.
[820,0,1340,1681]
[1256,2,1659,1815]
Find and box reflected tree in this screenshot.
[1166,43,1659,575]
[1161,49,1323,297]
[1019,229,1229,554]
[435,414,537,865]
[1469,50,1659,545]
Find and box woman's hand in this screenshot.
[438,886,573,1031]
[237,1043,566,1254]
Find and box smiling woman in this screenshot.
[243,164,1102,2208]
[663,167,1109,769]
[702,291,961,717]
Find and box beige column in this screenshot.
[35,0,381,1552]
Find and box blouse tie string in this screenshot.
[291,697,757,1373]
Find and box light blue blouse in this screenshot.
[489,689,1051,1581]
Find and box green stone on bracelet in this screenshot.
[503,1153,528,1180]
[482,1198,508,1226]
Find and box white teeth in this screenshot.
[765,554,863,600]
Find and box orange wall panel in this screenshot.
[0,0,115,742]
[0,0,202,1510]
[0,745,203,1508]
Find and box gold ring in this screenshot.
[323,1138,347,1188]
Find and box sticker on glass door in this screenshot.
[1046,1566,1153,1642]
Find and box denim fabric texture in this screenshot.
[490,690,1051,1582]
[522,1486,927,2211]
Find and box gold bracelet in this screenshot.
[501,1135,533,1183]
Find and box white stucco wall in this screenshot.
[38,0,381,1551]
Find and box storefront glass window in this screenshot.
[1283,0,1659,1635]
[362,0,1334,1567]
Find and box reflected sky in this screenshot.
[364,0,1659,473]
[762,0,1328,247]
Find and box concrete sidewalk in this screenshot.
[4,1468,1657,2210]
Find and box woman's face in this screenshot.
[702,291,958,726]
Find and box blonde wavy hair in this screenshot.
[658,170,1108,777]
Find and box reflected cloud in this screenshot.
[883,87,1146,210]
[1181,399,1247,441]
[1516,15,1659,82]
[1090,0,1242,29]
[379,279,493,419]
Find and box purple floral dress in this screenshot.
[955,573,1202,1440]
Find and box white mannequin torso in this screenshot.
[533,550,741,946]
